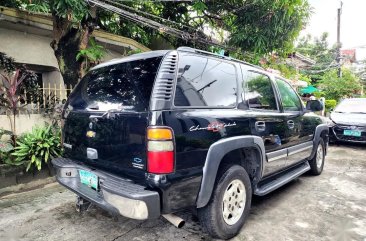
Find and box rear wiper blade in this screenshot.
[89,108,138,120]
[89,109,120,120]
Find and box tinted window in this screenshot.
[242,71,277,110]
[174,54,237,107]
[275,78,302,111]
[67,57,163,112]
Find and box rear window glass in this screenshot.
[67,57,163,112]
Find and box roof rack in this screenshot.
[176,46,264,70]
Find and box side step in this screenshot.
[254,162,311,196]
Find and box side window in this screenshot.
[242,71,278,110]
[174,54,237,107]
[275,78,302,111]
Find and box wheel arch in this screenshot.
[310,124,329,159]
[196,136,266,208]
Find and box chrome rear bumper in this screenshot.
[52,158,160,220]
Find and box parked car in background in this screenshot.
[328,98,366,143]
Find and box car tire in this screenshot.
[309,138,325,175]
[197,165,252,240]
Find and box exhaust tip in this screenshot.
[162,214,185,228]
[177,220,185,228]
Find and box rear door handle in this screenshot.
[287,120,295,129]
[255,121,266,132]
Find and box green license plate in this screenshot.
[343,130,362,137]
[79,170,98,190]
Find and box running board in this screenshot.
[254,162,310,196]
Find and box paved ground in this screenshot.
[0,144,365,241]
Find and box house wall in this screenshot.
[0,26,67,100]
[0,114,50,135]
[0,27,59,69]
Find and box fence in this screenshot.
[0,83,74,115]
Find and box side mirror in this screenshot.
[306,100,324,112]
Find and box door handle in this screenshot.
[287,120,295,129]
[255,121,266,132]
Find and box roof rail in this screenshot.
[177,47,227,59]
[176,46,264,70]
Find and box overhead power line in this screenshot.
[86,0,228,49]
[110,0,197,32]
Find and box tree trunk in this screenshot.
[50,12,96,86]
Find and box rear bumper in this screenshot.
[52,158,160,220]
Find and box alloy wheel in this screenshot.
[222,179,246,225]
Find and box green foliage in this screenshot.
[297,33,336,64]
[295,33,337,82]
[12,125,62,171]
[16,0,88,22]
[192,1,207,14]
[318,69,362,101]
[127,48,143,56]
[313,91,325,99]
[325,99,337,113]
[9,0,311,60]
[21,1,50,13]
[76,38,106,68]
[0,142,14,153]
[298,73,312,85]
[0,128,14,165]
[51,0,88,21]
[0,142,14,165]
[0,52,16,73]
[223,0,311,55]
[96,0,311,56]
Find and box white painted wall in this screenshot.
[0,27,59,68]
[0,114,50,135]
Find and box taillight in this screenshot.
[147,127,175,174]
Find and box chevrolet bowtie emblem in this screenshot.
[86,130,96,138]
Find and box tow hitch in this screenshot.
[76,196,92,213]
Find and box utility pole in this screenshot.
[336,2,343,78]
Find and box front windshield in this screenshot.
[334,99,366,113]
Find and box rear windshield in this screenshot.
[67,56,163,112]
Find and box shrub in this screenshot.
[325,99,337,113]
[0,142,14,165]
[318,69,362,101]
[12,125,62,171]
[313,91,325,99]
[0,128,14,165]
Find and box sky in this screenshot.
[301,0,366,60]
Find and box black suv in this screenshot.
[52,47,329,239]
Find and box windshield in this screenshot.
[334,99,366,113]
[67,56,163,112]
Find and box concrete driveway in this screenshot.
[0,144,365,241]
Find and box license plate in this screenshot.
[79,170,98,190]
[343,130,362,137]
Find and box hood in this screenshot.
[330,112,366,126]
